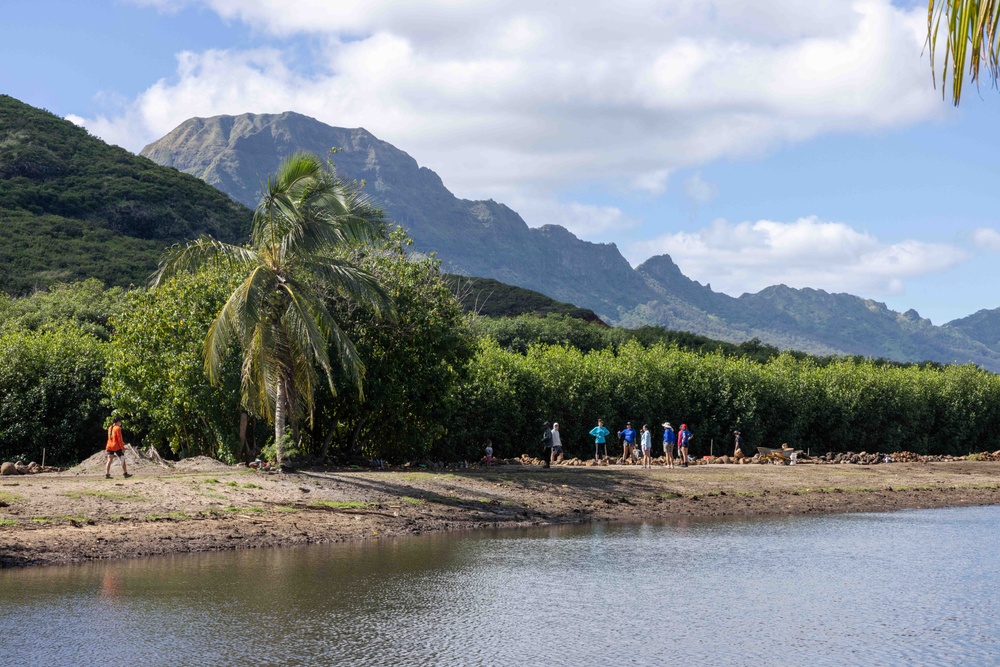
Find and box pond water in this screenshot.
[3,506,1000,666]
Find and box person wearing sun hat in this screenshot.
[662,421,676,468]
[678,423,692,467]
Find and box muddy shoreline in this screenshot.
[2,459,1000,568]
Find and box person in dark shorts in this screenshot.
[104,417,131,479]
[550,422,564,464]
[541,422,553,468]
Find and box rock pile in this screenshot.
[0,461,60,475]
[815,451,977,464]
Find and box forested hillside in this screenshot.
[0,95,250,293]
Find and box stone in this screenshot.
[0,462,15,475]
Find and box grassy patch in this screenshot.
[400,472,458,481]
[62,490,148,502]
[798,486,877,494]
[242,483,263,489]
[274,505,299,513]
[221,506,265,514]
[146,512,192,521]
[0,491,23,503]
[309,500,371,510]
[201,492,227,500]
[401,496,425,505]
[225,481,238,487]
[57,515,89,522]
[204,478,220,484]
[30,517,52,524]
[660,492,681,499]
[0,519,18,526]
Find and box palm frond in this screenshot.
[928,0,1000,105]
[203,266,277,385]
[311,259,397,320]
[151,237,257,287]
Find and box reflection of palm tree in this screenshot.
[928,1,1000,104]
[154,152,393,466]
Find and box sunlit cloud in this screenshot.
[631,216,969,297]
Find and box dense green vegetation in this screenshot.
[445,275,603,321]
[104,269,248,460]
[0,95,250,294]
[2,267,999,466]
[450,339,1000,460]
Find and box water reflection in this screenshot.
[2,508,1000,666]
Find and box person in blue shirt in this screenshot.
[678,423,693,467]
[618,422,636,463]
[589,419,610,463]
[662,421,677,469]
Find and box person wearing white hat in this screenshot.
[662,421,676,468]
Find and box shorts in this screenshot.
[641,445,651,453]
[551,446,563,455]
[664,444,675,455]
[106,448,124,458]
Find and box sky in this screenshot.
[4,0,1000,324]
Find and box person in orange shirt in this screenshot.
[104,417,131,479]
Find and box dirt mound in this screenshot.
[67,446,165,475]
[173,456,233,472]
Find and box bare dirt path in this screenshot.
[2,458,999,568]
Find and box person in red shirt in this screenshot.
[104,417,131,479]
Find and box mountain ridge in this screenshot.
[140,110,1000,370]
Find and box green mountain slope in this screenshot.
[946,308,1000,349]
[0,95,250,293]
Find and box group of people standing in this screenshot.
[584,419,693,468]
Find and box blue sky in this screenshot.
[4,0,999,324]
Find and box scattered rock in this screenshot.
[0,462,15,476]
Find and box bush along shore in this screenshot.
[3,456,1000,568]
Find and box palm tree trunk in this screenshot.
[274,376,287,468]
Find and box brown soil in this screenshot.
[2,457,1000,568]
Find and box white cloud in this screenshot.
[508,197,637,238]
[683,173,718,205]
[970,227,1000,251]
[88,0,942,202]
[630,216,969,297]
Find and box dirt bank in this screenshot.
[2,457,1000,568]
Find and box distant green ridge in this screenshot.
[0,95,250,294]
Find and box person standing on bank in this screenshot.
[662,422,676,469]
[550,422,564,465]
[589,419,610,463]
[678,423,693,467]
[733,430,744,459]
[619,422,636,463]
[104,417,131,479]
[640,424,652,469]
[542,422,553,468]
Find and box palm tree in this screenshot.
[153,152,393,466]
[928,0,1000,104]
